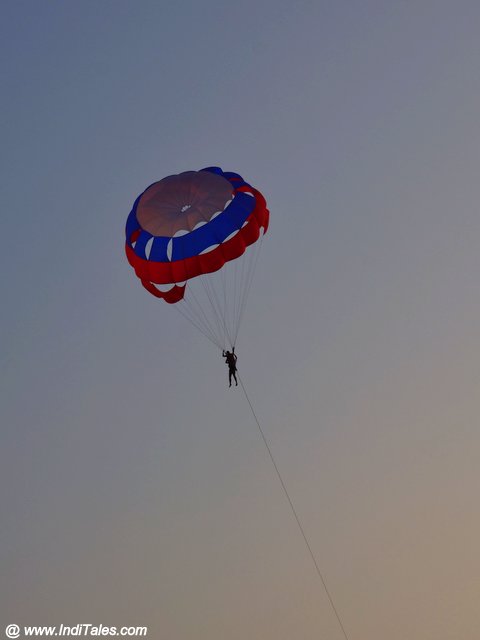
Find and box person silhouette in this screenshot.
[222,348,238,387]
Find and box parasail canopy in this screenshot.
[125,166,269,349]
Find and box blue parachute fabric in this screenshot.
[171,191,254,261]
[149,236,170,262]
[133,230,153,259]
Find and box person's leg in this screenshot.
[232,370,238,386]
[228,370,232,387]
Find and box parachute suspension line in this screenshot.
[209,267,226,349]
[236,236,260,343]
[201,275,226,350]
[173,303,222,349]
[233,232,265,347]
[221,264,228,348]
[238,238,256,316]
[238,374,351,640]
[233,255,239,344]
[180,292,213,341]
[201,273,234,350]
[199,276,226,350]
[188,305,221,349]
[237,243,247,332]
[173,228,265,352]
[209,274,234,349]
[223,239,253,350]
[187,284,223,349]
[181,285,222,347]
[207,275,228,347]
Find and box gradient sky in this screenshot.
[2,2,480,638]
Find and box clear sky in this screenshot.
[2,1,480,638]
